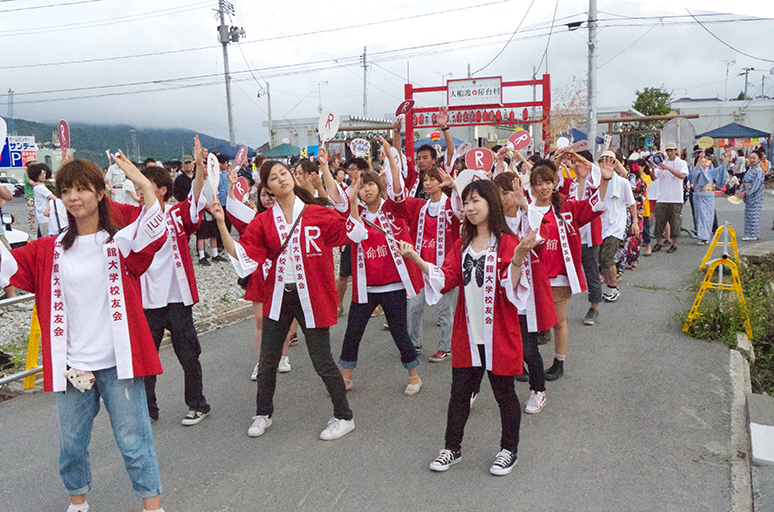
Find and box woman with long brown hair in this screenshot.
[396,178,539,476]
[0,155,168,512]
[525,156,611,381]
[212,148,355,442]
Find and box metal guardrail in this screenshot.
[0,293,41,387]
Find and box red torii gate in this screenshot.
[403,74,551,165]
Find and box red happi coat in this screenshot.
[110,196,202,305]
[235,198,351,328]
[530,192,604,294]
[349,198,424,303]
[426,235,528,376]
[226,196,268,303]
[559,177,603,247]
[403,196,461,267]
[2,211,166,392]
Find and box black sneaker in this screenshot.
[429,449,461,472]
[198,257,211,266]
[489,449,517,475]
[584,308,598,325]
[544,358,564,381]
[536,331,550,345]
[211,254,228,262]
[414,345,423,355]
[515,364,529,382]
[181,410,209,426]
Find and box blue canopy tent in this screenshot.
[697,122,770,140]
[211,144,257,159]
[562,128,604,145]
[414,136,465,150]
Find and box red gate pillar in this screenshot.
[542,74,551,148]
[404,83,415,167]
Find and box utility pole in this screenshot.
[586,0,598,157]
[722,59,735,100]
[130,128,139,162]
[266,81,274,148]
[6,89,13,135]
[361,46,368,117]
[741,67,755,99]
[216,0,244,146]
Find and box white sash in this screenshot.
[463,236,497,371]
[354,205,416,303]
[268,199,315,327]
[555,211,582,294]
[414,199,448,267]
[516,211,539,332]
[165,210,193,305]
[50,235,132,392]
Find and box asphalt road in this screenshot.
[1,194,771,512]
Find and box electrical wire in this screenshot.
[0,0,102,13]
[685,9,774,64]
[472,0,536,75]
[0,1,212,36]
[534,0,559,75]
[598,23,659,69]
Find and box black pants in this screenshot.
[256,288,352,421]
[519,315,545,392]
[445,345,521,453]
[144,303,209,417]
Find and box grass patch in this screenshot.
[681,255,774,394]
[0,337,33,375]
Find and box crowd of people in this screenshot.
[0,113,771,511]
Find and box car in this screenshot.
[0,176,23,197]
[2,212,30,249]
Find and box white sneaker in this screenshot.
[67,502,89,512]
[277,356,291,373]
[404,376,422,396]
[250,363,259,381]
[524,390,546,414]
[319,417,355,440]
[247,415,272,437]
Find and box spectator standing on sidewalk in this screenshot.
[651,142,688,254]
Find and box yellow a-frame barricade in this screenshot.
[683,224,752,340]
[23,305,42,389]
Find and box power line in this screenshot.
[472,0,536,75]
[0,1,212,36]
[534,0,559,74]
[598,23,659,68]
[685,9,774,64]
[0,0,102,13]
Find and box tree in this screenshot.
[550,77,587,142]
[632,86,673,117]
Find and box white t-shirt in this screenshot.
[33,184,52,224]
[105,164,126,188]
[141,205,185,309]
[464,246,487,345]
[646,174,660,201]
[601,174,636,240]
[655,158,688,204]
[61,232,117,371]
[120,180,139,206]
[46,198,69,235]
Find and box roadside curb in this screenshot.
[729,349,753,512]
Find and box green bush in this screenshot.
[682,256,774,394]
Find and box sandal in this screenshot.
[652,244,662,252]
[404,376,422,396]
[666,245,678,253]
[343,377,353,391]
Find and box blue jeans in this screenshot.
[339,289,420,370]
[56,366,162,499]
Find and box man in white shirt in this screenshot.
[597,151,637,302]
[652,142,688,253]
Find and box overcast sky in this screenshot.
[1,0,772,148]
